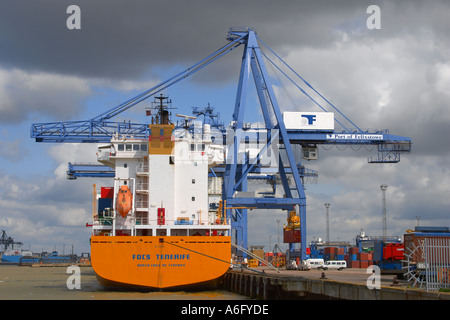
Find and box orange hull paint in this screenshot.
[91,235,231,289]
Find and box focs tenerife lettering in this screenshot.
[132,254,191,260]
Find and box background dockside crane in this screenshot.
[31,28,411,261]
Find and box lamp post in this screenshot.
[325,203,330,243]
[380,185,388,240]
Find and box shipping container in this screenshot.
[98,198,113,214]
[324,247,337,254]
[349,261,360,268]
[250,248,264,261]
[358,252,370,261]
[324,253,335,262]
[383,243,404,261]
[101,187,114,198]
[283,229,301,243]
[360,261,369,269]
[404,232,450,264]
[349,247,359,254]
[348,254,358,261]
[373,240,383,262]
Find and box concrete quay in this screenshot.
[223,267,450,300]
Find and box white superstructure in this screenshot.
[94,121,230,238]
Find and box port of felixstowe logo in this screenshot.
[326,134,383,140]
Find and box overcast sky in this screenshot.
[0,0,449,254]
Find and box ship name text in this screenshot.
[132,254,190,260]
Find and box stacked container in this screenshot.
[336,247,345,260]
[347,247,359,268]
[323,247,336,261]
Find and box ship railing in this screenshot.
[144,218,230,226]
[136,163,149,173]
[135,199,149,208]
[93,217,113,226]
[92,216,230,227]
[135,217,149,225]
[135,182,149,190]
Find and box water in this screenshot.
[0,265,249,300]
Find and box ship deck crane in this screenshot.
[30,28,411,261]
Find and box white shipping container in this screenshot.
[283,112,334,131]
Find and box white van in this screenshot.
[321,260,347,270]
[306,258,325,269]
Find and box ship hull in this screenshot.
[1,255,22,264]
[91,235,231,290]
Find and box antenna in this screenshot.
[176,114,197,129]
[149,94,177,125]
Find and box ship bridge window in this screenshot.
[189,144,206,151]
[133,144,140,151]
[126,144,132,151]
[141,144,147,151]
[118,144,124,151]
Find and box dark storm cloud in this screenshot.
[0,0,388,81]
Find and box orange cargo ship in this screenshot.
[91,236,230,289]
[91,95,231,289]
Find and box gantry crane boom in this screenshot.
[30,33,246,143]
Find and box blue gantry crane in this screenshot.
[31,28,411,261]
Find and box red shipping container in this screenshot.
[402,233,450,264]
[283,229,301,243]
[358,252,369,261]
[336,247,345,255]
[349,261,360,268]
[383,243,404,261]
[324,247,337,254]
[360,261,369,269]
[349,247,359,254]
[101,187,114,198]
